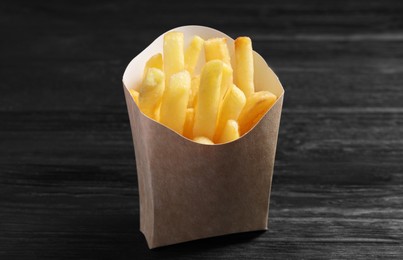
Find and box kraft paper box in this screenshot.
[122,25,284,249]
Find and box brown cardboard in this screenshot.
[122,26,284,248]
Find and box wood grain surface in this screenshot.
[1,0,402,259]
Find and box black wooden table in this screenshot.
[1,1,402,259]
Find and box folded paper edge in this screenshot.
[123,87,155,248]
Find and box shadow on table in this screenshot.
[56,211,267,259]
[150,230,266,253]
[118,218,267,258]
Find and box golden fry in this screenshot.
[138,68,165,120]
[183,108,194,139]
[142,53,163,80]
[188,75,200,108]
[217,120,239,143]
[214,84,246,141]
[159,71,191,134]
[163,31,184,87]
[193,87,199,108]
[238,91,277,135]
[234,37,254,97]
[185,36,204,75]
[193,60,223,140]
[129,89,139,105]
[204,38,231,67]
[220,63,233,101]
[193,136,214,145]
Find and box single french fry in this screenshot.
[193,136,214,145]
[214,84,246,141]
[142,53,163,80]
[204,38,231,67]
[185,36,204,75]
[238,91,277,135]
[138,68,165,120]
[188,75,200,108]
[129,89,139,105]
[217,120,239,143]
[163,31,184,87]
[155,102,161,122]
[159,71,191,134]
[220,63,233,101]
[183,108,194,139]
[234,37,254,97]
[193,87,199,108]
[193,60,223,140]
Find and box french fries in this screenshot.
[143,53,163,80]
[129,89,139,105]
[218,120,239,143]
[238,91,277,135]
[138,68,165,120]
[163,32,184,87]
[188,75,200,108]
[183,108,194,139]
[204,38,232,67]
[214,84,246,142]
[220,63,233,101]
[193,60,223,140]
[160,71,191,134]
[193,136,214,145]
[185,36,204,75]
[132,32,277,144]
[234,37,254,98]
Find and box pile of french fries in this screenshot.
[129,32,277,144]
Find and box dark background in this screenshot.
[1,0,403,259]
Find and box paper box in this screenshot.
[122,25,284,248]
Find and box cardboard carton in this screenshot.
[122,25,284,248]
